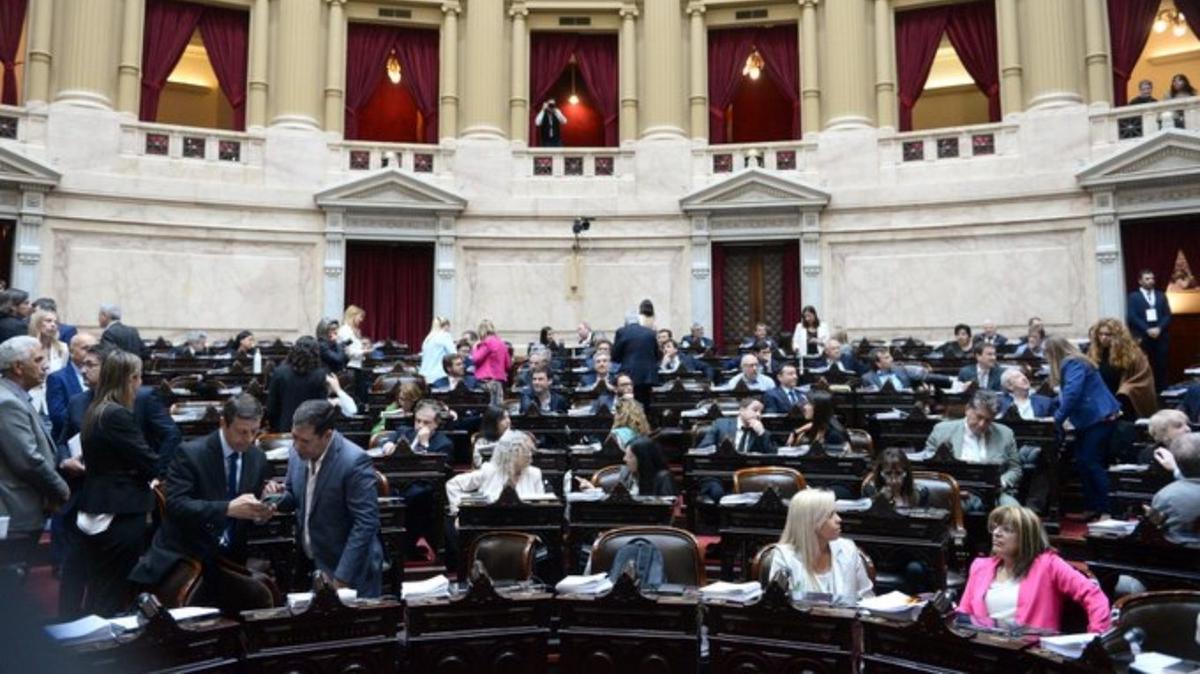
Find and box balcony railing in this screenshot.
[512,146,631,178]
[1090,97,1200,146]
[0,104,46,146]
[879,121,1017,166]
[695,140,817,176]
[119,121,264,167]
[333,141,451,175]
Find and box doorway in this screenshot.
[712,240,800,351]
[344,241,434,349]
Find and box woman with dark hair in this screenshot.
[78,350,157,616]
[265,336,331,432]
[472,405,512,467]
[619,437,675,497]
[791,305,829,356]
[1170,73,1196,98]
[863,447,930,508]
[0,287,30,342]
[786,390,847,448]
[941,324,974,358]
[1044,336,1120,520]
[316,318,347,373]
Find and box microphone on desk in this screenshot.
[1124,626,1146,656]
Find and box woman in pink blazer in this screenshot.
[470,319,512,383]
[958,505,1111,633]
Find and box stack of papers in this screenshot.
[700,581,763,603]
[777,446,807,457]
[1039,633,1098,659]
[1132,652,1189,674]
[401,575,450,600]
[555,573,613,595]
[286,588,357,609]
[45,607,222,644]
[264,447,290,461]
[835,498,874,512]
[566,490,607,502]
[1087,519,1138,537]
[858,591,926,616]
[719,493,763,506]
[875,409,907,420]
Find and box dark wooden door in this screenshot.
[713,241,800,351]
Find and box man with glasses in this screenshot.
[924,390,1021,510]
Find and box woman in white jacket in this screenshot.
[769,488,874,602]
[337,305,369,404]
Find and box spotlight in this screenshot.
[572,217,592,235]
[568,93,580,105]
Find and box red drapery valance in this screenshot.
[528,32,619,147]
[707,25,800,144]
[1108,0,1163,106]
[345,23,439,143]
[0,0,27,105]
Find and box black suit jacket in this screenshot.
[130,431,271,585]
[265,364,330,432]
[388,426,454,455]
[77,405,157,515]
[101,321,146,357]
[956,364,1003,391]
[699,417,776,454]
[763,387,806,414]
[613,323,660,386]
[519,389,569,415]
[1126,289,1172,340]
[60,387,183,477]
[0,315,26,343]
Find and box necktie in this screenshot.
[303,460,318,557]
[221,453,239,547]
[738,428,751,453]
[788,389,796,405]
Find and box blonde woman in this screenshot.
[337,305,369,403]
[610,397,650,449]
[768,488,873,601]
[419,316,455,382]
[1086,318,1156,419]
[446,430,544,516]
[472,319,511,405]
[28,308,67,372]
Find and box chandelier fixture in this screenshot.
[568,55,580,105]
[386,50,402,84]
[1154,8,1189,37]
[743,50,764,80]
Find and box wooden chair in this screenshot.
[732,466,806,498]
[374,470,390,498]
[466,531,538,582]
[847,428,874,456]
[590,465,625,493]
[859,470,965,533]
[589,526,706,586]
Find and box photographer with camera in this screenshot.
[535,98,567,147]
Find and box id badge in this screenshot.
[1146,308,1158,323]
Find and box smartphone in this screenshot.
[261,493,286,506]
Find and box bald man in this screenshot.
[45,332,98,439]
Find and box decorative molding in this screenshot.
[1116,185,1200,207]
[17,252,40,264]
[691,264,710,280]
[803,264,821,276]
[437,267,455,279]
[1096,250,1119,264]
[680,168,830,215]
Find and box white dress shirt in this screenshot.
[959,419,987,463]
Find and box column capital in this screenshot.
[325,0,346,6]
[509,2,528,18]
[442,1,462,15]
[685,2,704,16]
[620,3,640,19]
[799,0,819,7]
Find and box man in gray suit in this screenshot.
[1151,432,1200,543]
[0,336,70,559]
[924,390,1021,508]
[279,399,382,597]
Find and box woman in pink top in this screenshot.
[958,505,1111,633]
[471,319,512,383]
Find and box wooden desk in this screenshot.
[1107,465,1173,519]
[565,485,675,572]
[1085,519,1200,597]
[859,605,1033,674]
[557,573,702,674]
[455,487,565,581]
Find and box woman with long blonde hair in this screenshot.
[26,308,67,415]
[419,316,455,383]
[769,488,873,600]
[610,397,651,448]
[337,305,369,404]
[472,318,512,405]
[1086,318,1156,419]
[1045,336,1121,520]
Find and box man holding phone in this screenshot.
[131,394,281,614]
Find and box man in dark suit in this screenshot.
[98,303,145,357]
[1127,269,1172,391]
[680,323,713,354]
[696,398,776,503]
[280,399,383,597]
[973,321,1008,348]
[45,332,96,440]
[862,347,913,390]
[579,351,615,389]
[519,366,569,415]
[170,330,208,358]
[591,372,634,414]
[613,299,660,410]
[130,395,280,614]
[998,369,1056,419]
[764,364,806,414]
[809,338,865,374]
[383,399,452,560]
[956,343,1003,391]
[754,342,782,380]
[0,288,30,343]
[430,354,479,392]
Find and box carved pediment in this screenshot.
[315,168,466,214]
[680,168,830,214]
[0,145,60,190]
[1078,129,1200,189]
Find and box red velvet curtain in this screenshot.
[781,239,801,340]
[139,0,204,122]
[197,5,248,130]
[345,24,396,140]
[711,243,727,352]
[753,25,801,139]
[345,241,433,349]
[1120,217,1200,292]
[895,5,950,132]
[1107,0,1161,106]
[529,32,579,146]
[945,1,1000,123]
[1178,0,1200,43]
[0,0,26,105]
[707,27,758,144]
[392,28,440,144]
[573,34,619,146]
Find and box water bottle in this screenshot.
[252,348,262,375]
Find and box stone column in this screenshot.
[322,210,346,319]
[799,0,820,134]
[24,0,53,104]
[1020,0,1084,109]
[434,215,456,320]
[508,2,529,143]
[11,188,48,296]
[460,0,506,138]
[821,0,873,129]
[800,211,821,309]
[246,0,269,129]
[686,2,706,141]
[323,0,347,133]
[689,214,713,335]
[115,0,144,115]
[1090,191,1124,318]
[996,0,1023,116]
[619,3,638,143]
[872,0,896,130]
[1083,0,1112,106]
[640,0,685,138]
[270,0,324,129]
[54,0,123,107]
[439,1,460,141]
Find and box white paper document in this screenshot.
[401,575,450,600]
[555,573,613,595]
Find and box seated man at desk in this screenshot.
[1150,432,1200,543]
[383,399,453,560]
[763,363,806,414]
[520,366,569,414]
[754,341,782,380]
[720,354,777,392]
[923,390,1021,508]
[809,338,861,374]
[659,339,689,375]
[998,369,1054,419]
[1148,409,1192,476]
[170,330,208,358]
[591,372,634,414]
[580,351,616,389]
[861,348,912,390]
[130,394,281,614]
[739,322,777,352]
[516,346,555,389]
[698,397,776,454]
[279,400,383,596]
[957,343,1003,392]
[680,323,713,354]
[430,353,479,392]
